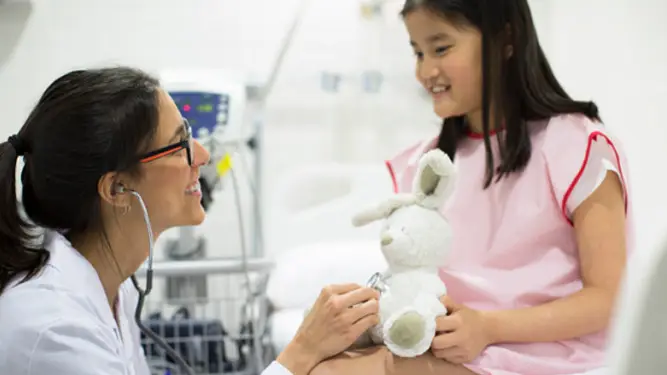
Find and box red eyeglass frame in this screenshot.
[138,119,193,166]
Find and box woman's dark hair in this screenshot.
[0,67,161,293]
[401,0,600,187]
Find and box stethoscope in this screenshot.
[119,188,196,375]
[366,271,390,295]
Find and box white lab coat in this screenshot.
[0,231,293,375]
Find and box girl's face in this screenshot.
[404,8,483,121]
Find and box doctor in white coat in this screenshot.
[0,67,380,375]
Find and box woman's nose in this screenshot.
[192,139,211,167]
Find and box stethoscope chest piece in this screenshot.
[366,272,389,295]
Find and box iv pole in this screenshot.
[246,0,315,258]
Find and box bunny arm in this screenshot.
[351,193,417,227]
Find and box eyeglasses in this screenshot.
[139,119,193,166]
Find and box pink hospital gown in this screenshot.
[386,114,633,375]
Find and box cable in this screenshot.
[131,275,194,375]
[229,165,253,307]
[128,190,195,375]
[233,147,264,251]
[130,191,154,293]
[229,163,267,371]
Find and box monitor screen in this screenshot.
[170,91,230,138]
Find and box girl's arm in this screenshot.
[483,170,627,344]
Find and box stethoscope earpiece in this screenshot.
[112,183,126,195]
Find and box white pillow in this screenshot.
[266,240,387,310]
[270,309,307,353]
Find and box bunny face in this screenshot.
[352,149,456,270]
[379,205,452,269]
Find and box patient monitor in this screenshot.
[161,69,246,140]
[159,69,249,300]
[161,69,247,210]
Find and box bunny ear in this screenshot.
[412,149,456,209]
[351,194,416,227]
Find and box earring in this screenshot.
[505,45,514,58]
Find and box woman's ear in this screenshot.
[98,172,131,210]
[351,194,416,227]
[412,149,456,209]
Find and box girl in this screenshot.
[311,0,631,374]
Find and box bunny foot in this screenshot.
[383,307,436,357]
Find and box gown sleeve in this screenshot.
[540,114,630,225]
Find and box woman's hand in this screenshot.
[430,296,492,364]
[277,284,380,375]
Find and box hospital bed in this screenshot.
[264,162,392,352]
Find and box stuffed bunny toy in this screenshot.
[350,149,456,358]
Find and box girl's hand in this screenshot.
[430,296,493,364]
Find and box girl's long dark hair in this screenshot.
[402,0,600,187]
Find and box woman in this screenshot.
[0,67,379,375]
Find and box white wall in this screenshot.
[537,0,667,251]
[0,0,665,256]
[0,0,304,136]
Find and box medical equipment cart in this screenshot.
[137,257,276,375]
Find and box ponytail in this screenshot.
[0,140,49,294]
